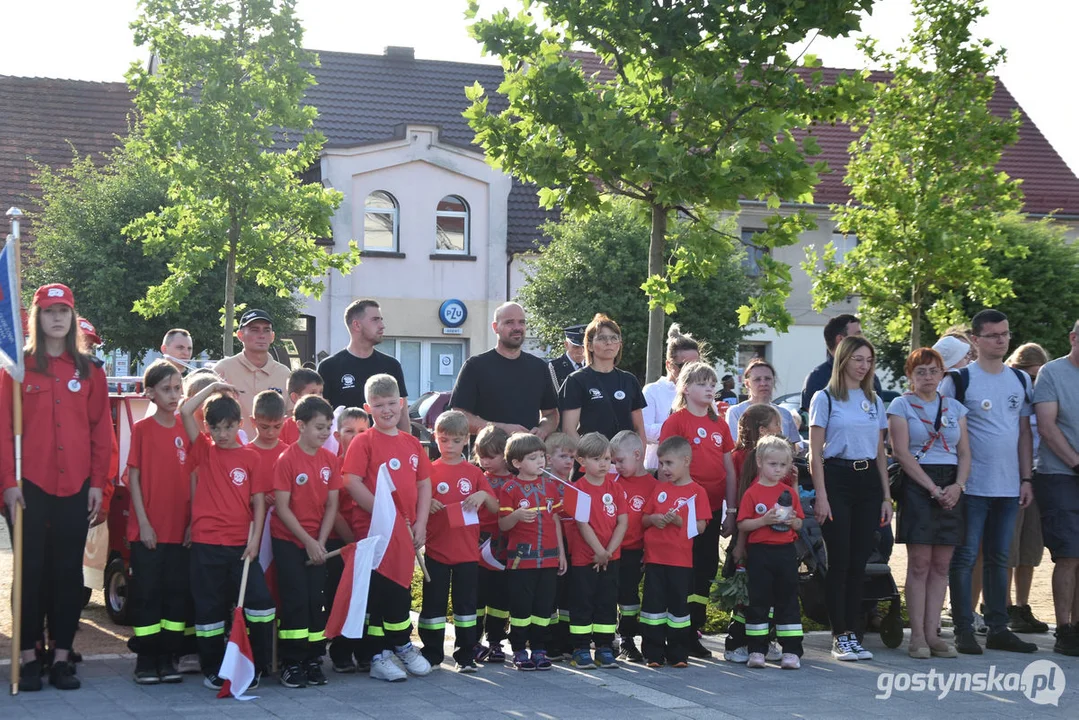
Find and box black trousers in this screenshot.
[690,510,724,632]
[477,566,509,645]
[617,548,644,640]
[366,571,413,658]
[190,543,275,673]
[820,464,883,633]
[418,556,478,665]
[569,560,620,650]
[745,544,803,657]
[128,542,192,657]
[640,563,692,664]
[272,538,327,665]
[19,480,90,652]
[506,567,557,652]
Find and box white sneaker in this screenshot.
[177,654,201,674]
[831,634,858,661]
[847,635,873,660]
[723,646,749,663]
[746,652,766,668]
[765,641,783,662]
[395,644,432,677]
[370,654,408,682]
[780,653,801,670]
[972,612,988,636]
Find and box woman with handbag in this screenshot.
[887,347,970,659]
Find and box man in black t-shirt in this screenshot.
[450,302,559,438]
[318,299,410,431]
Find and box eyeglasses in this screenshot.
[976,331,1011,341]
[912,367,943,378]
[593,334,622,344]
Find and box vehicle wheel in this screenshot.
[880,614,904,648]
[82,586,92,609]
[104,557,130,625]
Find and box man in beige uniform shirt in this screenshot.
[212,309,292,439]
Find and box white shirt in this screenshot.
[642,376,677,470]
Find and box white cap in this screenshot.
[933,336,970,370]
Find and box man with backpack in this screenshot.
[941,309,1037,655]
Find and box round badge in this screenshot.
[409,454,419,470]
[861,400,871,412]
[604,503,616,517]
[518,499,529,509]
[613,390,626,400]
[458,478,473,494]
[696,427,707,439]
[436,482,450,495]
[940,415,951,428]
[693,438,701,445]
[981,399,993,411]
[755,502,768,515]
[230,469,247,486]
[341,374,355,388]
[711,433,724,446]
[630,495,645,511]
[177,450,187,464]
[657,491,668,503]
[602,492,614,505]
[68,379,81,393]
[389,458,402,471]
[546,499,555,512]
[321,467,332,483]
[296,473,309,486]
[174,437,184,449]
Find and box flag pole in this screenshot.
[7,208,25,696]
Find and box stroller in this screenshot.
[793,459,904,648]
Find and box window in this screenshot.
[377,338,468,398]
[741,229,769,277]
[435,195,469,254]
[831,231,858,263]
[363,191,399,252]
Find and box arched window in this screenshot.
[435,195,469,254]
[363,191,399,251]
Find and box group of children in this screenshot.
[124,356,810,691]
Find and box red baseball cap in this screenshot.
[78,317,102,346]
[33,283,75,309]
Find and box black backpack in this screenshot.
[946,366,1031,405]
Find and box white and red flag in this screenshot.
[479,537,505,571]
[446,501,480,529]
[324,536,380,639]
[673,495,700,539]
[217,607,257,701]
[258,508,277,605]
[543,471,590,522]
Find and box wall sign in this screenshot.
[438,298,467,328]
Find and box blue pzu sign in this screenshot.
[438,299,467,328]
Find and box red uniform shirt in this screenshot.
[126,416,191,544]
[737,480,804,545]
[498,477,562,570]
[270,444,342,547]
[188,434,264,546]
[481,471,514,560]
[565,474,627,566]
[249,441,285,504]
[615,472,657,550]
[1,354,112,495]
[642,480,712,568]
[279,418,299,446]
[426,459,493,565]
[659,408,734,509]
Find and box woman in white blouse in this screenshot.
[641,324,701,470]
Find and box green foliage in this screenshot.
[125,0,359,355]
[518,199,754,378]
[465,0,875,377]
[806,0,1023,351]
[27,149,298,359]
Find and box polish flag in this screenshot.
[369,463,416,589]
[217,608,257,700]
[674,495,700,539]
[446,501,480,528]
[545,472,590,522]
[324,536,380,639]
[259,508,278,605]
[479,537,505,571]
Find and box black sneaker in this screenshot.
[986,629,1037,653]
[687,636,712,659]
[249,671,262,690]
[280,663,306,688]
[157,655,183,683]
[49,660,81,690]
[134,655,161,685]
[617,639,644,663]
[18,660,43,692]
[305,659,328,686]
[955,630,984,655]
[1008,604,1050,634]
[1054,624,1079,657]
[203,672,225,690]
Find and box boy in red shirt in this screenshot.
[250,391,288,510]
[474,425,512,663]
[126,360,191,685]
[566,433,627,670]
[279,369,324,445]
[418,411,497,672]
[180,381,275,690]
[736,436,804,670]
[609,430,656,663]
[640,436,711,668]
[271,395,341,688]
[545,432,577,662]
[341,374,432,683]
[498,433,567,671]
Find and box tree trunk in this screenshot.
[909,286,922,352]
[645,204,668,383]
[222,224,239,356]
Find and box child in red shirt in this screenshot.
[279,368,324,445]
[418,411,497,672]
[474,424,512,663]
[545,431,577,661]
[498,433,567,671]
[609,430,656,663]
[249,391,289,510]
[271,395,341,688]
[180,380,275,690]
[736,436,804,670]
[640,437,711,668]
[126,360,191,684]
[341,374,432,683]
[565,433,627,670]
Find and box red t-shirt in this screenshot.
[660,408,734,508]
[126,416,191,544]
[498,477,562,570]
[270,444,342,547]
[426,460,493,565]
[249,441,285,504]
[188,434,263,546]
[279,418,299,446]
[565,474,627,566]
[642,480,712,568]
[615,472,657,551]
[737,480,805,545]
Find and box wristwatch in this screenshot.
[957,483,966,494]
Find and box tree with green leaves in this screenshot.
[464,0,874,381]
[27,148,299,359]
[806,0,1022,351]
[125,0,358,356]
[518,197,754,378]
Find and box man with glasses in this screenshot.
[941,309,1037,654]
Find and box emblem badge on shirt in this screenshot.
[589,388,603,400]
[614,390,626,400]
[630,495,645,511]
[437,481,450,495]
[981,399,993,411]
[711,433,724,447]
[696,427,707,439]
[861,400,870,412]
[320,467,331,484]
[518,499,529,509]
[341,374,356,389]
[694,438,701,445]
[546,498,555,513]
[458,478,472,494]
[296,473,309,486]
[1007,394,1020,410]
[174,437,184,449]
[657,491,668,503]
[755,502,768,515]
[604,503,616,517]
[940,414,952,428]
[601,493,614,505]
[230,468,247,486]
[68,379,81,393]
[389,458,401,471]
[410,454,419,471]
[177,450,187,464]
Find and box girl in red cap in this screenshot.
[1,283,112,691]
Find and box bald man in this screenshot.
[449,302,559,438]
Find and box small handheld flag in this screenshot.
[446,501,480,528]
[325,536,380,639]
[672,495,700,539]
[479,538,505,571]
[542,470,590,521]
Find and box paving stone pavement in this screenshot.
[1,631,1075,718]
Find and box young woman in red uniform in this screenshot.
[1,284,112,691]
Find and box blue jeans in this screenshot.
[949,495,1019,634]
